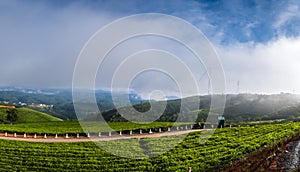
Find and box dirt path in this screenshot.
[0,129,204,143]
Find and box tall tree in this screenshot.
[6,109,18,123]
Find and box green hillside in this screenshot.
[0,107,62,123]
[0,89,146,120]
[101,93,300,123]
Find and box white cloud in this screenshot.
[243,22,258,38]
[274,3,300,29]
[218,36,300,94]
[1,0,300,96]
[0,1,116,87]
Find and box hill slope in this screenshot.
[0,107,62,123]
[0,88,146,120]
[101,93,300,123]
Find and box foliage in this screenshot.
[0,89,146,120]
[0,123,299,171]
[6,109,17,123]
[0,108,62,123]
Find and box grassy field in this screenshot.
[0,121,193,134]
[0,123,299,171]
[0,107,62,123]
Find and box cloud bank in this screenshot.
[219,37,300,93]
[1,0,300,98]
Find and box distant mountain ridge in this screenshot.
[0,87,146,120]
[101,93,300,123]
[1,87,300,123]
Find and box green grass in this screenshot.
[0,122,299,171]
[245,119,285,124]
[0,121,193,134]
[0,107,62,123]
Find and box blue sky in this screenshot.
[34,0,300,43]
[1,0,300,97]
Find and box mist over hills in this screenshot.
[1,87,300,123]
[0,87,145,120]
[101,93,300,123]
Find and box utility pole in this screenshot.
[236,80,240,94]
[208,79,211,95]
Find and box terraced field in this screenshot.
[0,122,299,171]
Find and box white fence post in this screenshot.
[24,133,26,138]
[149,129,153,134]
[34,134,37,138]
[44,134,47,139]
[55,134,58,139]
